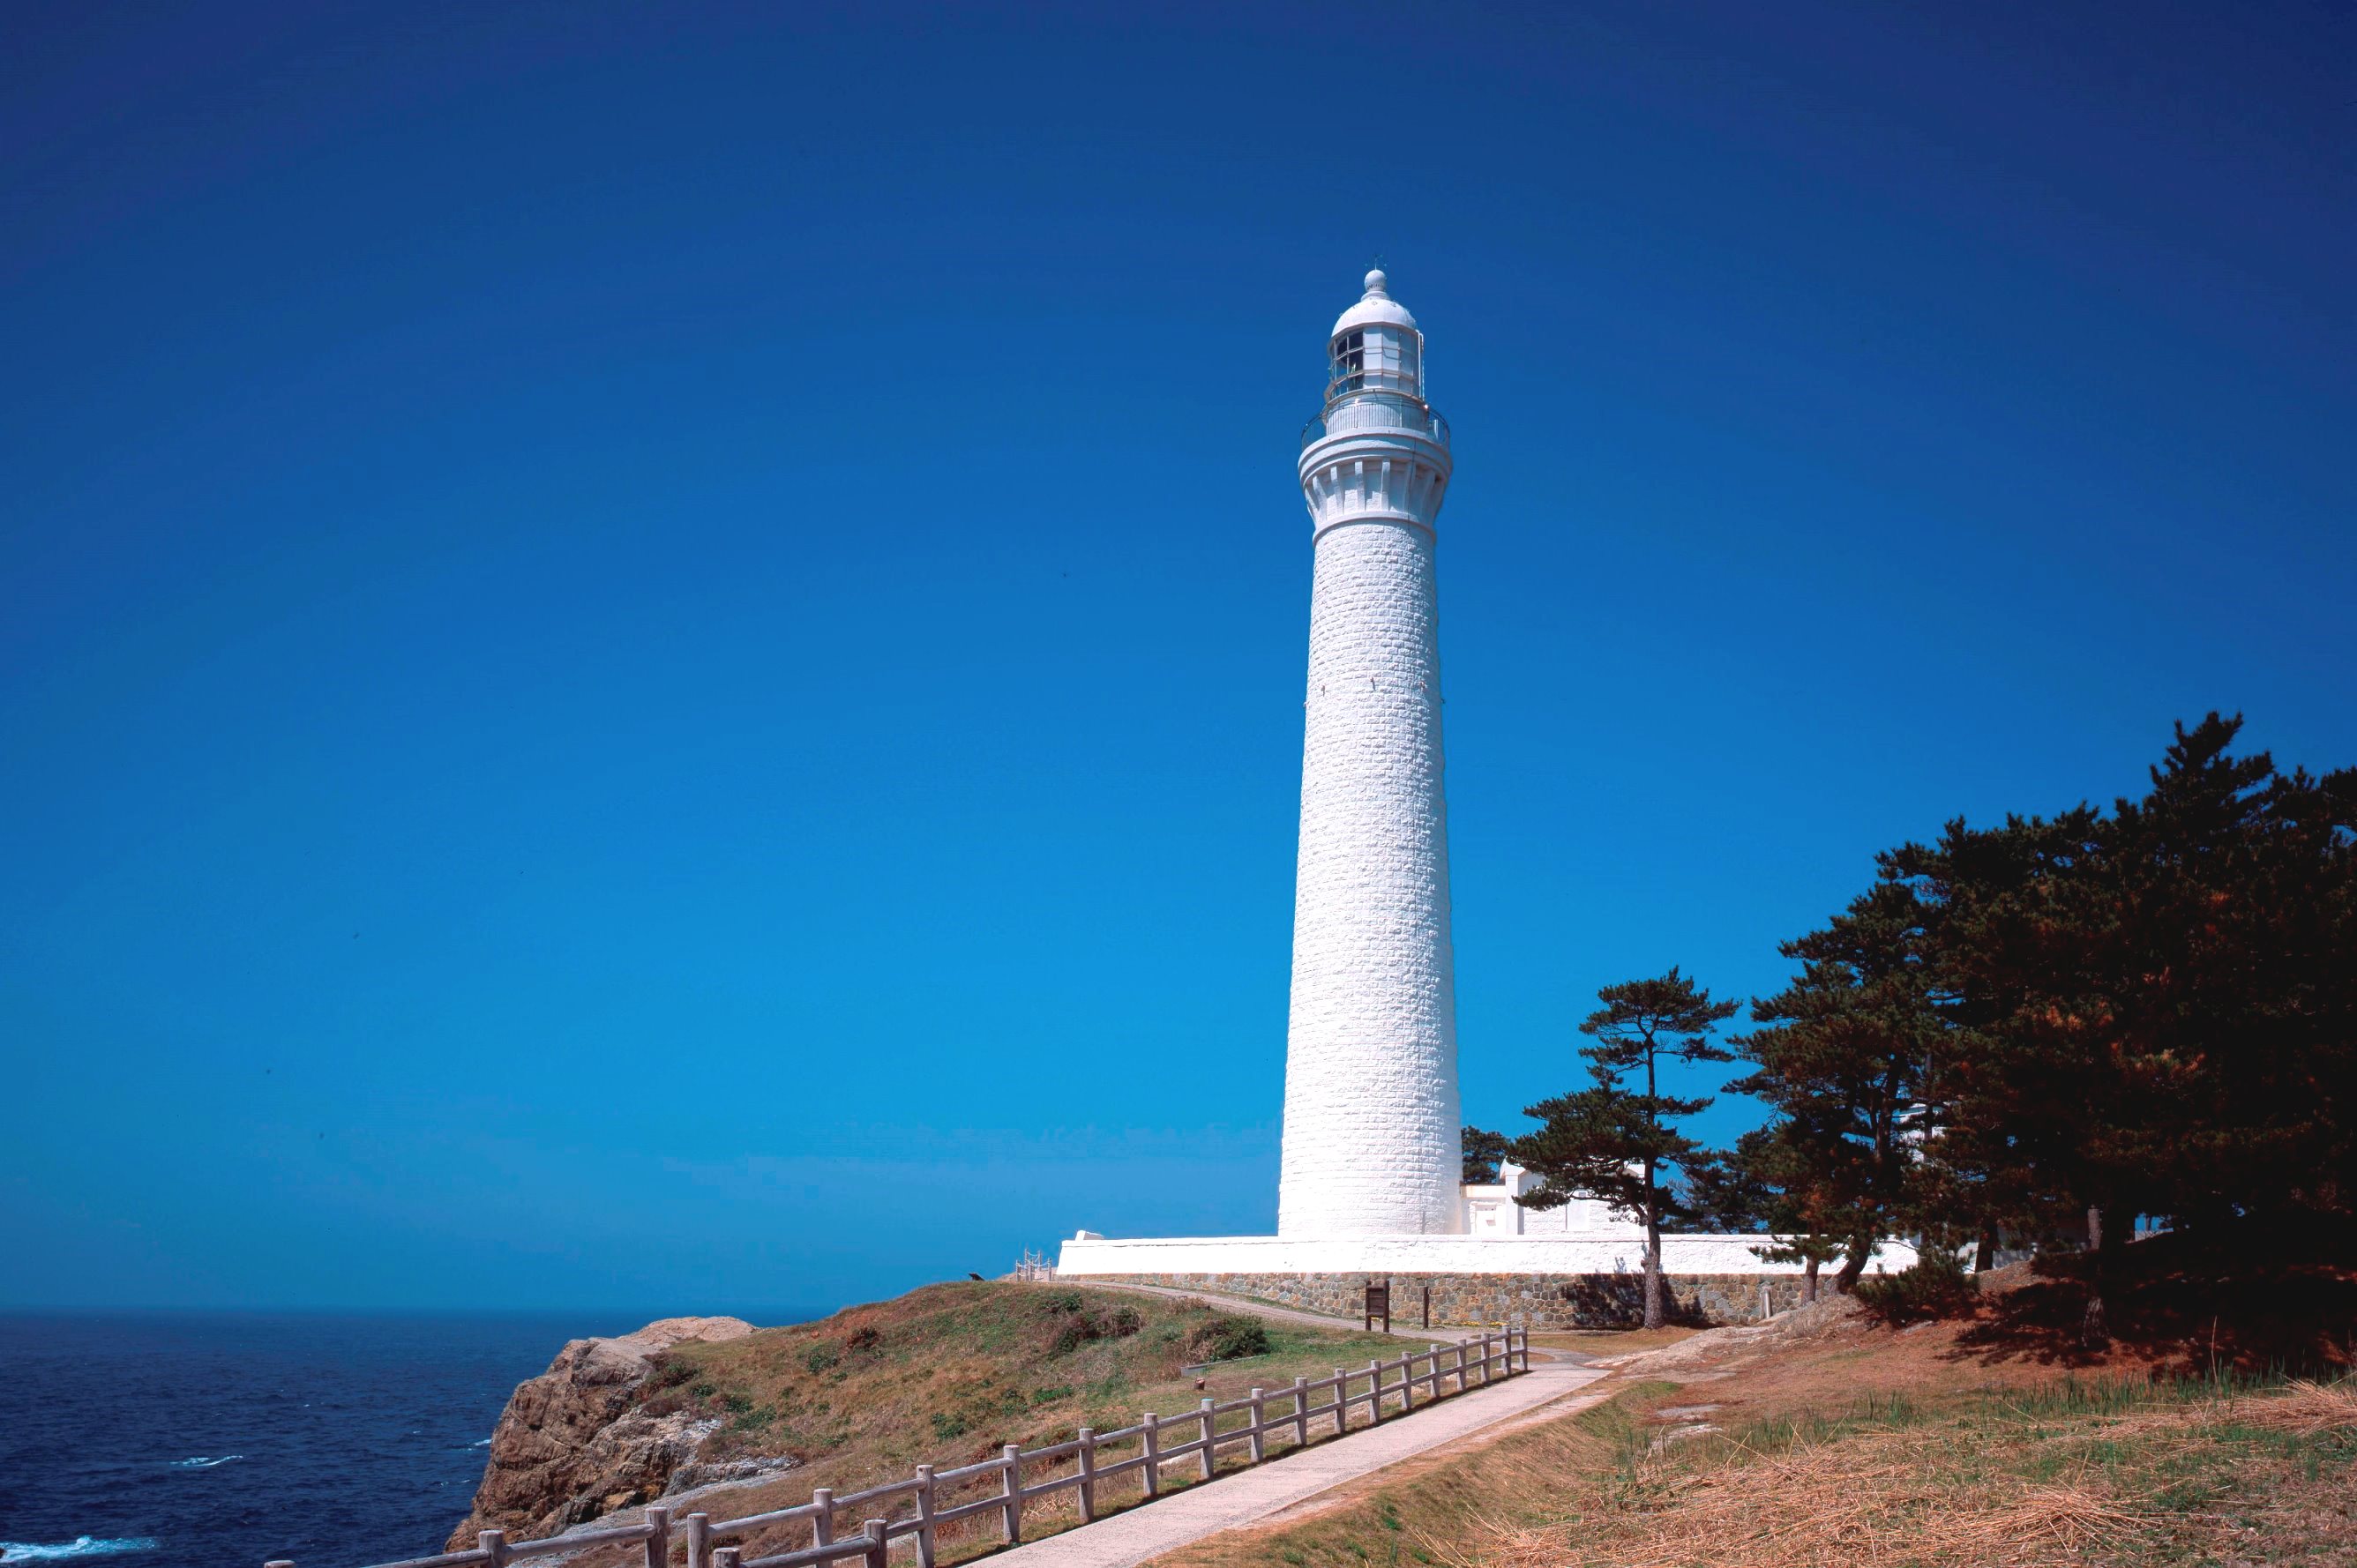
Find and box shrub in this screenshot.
[930,1411,969,1440]
[1048,1301,1146,1354]
[845,1325,883,1353]
[1185,1315,1272,1362]
[1856,1251,1979,1325]
[1051,1316,1103,1355]
[1043,1289,1086,1313]
[803,1344,840,1374]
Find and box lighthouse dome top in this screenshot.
[1331,269,1418,335]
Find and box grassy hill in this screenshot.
[651,1282,1404,1478]
[499,1281,1410,1563]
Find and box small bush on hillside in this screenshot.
[1857,1251,1979,1325]
[930,1410,969,1440]
[1051,1315,1103,1354]
[804,1344,839,1374]
[1186,1315,1272,1362]
[1043,1290,1086,1313]
[845,1325,883,1353]
[1048,1302,1147,1355]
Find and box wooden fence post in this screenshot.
[1197,1397,1216,1480]
[999,1445,1023,1544]
[1401,1355,1416,1411]
[1366,1359,1383,1423]
[478,1531,510,1568]
[862,1519,888,1568]
[812,1488,835,1551]
[643,1507,670,1568]
[1247,1390,1266,1462]
[1332,1367,1348,1434]
[1141,1411,1161,1497]
[1077,1426,1097,1521]
[712,1549,741,1568]
[685,1512,713,1568]
[913,1465,937,1568]
[1292,1375,1310,1445]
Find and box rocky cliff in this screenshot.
[447,1317,765,1548]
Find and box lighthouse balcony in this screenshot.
[1302,402,1448,452]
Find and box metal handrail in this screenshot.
[1300,408,1450,452]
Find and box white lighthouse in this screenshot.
[1054,273,1916,1301]
[1276,270,1463,1238]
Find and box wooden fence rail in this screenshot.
[264,1330,1530,1568]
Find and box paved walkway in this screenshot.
[987,1359,1611,1568]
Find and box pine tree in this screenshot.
[1512,968,1738,1329]
[1732,878,1942,1292]
[1460,1126,1512,1184]
[1890,715,2356,1343]
[1687,1128,1848,1304]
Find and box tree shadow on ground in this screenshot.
[1947,1219,2357,1375]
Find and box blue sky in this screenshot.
[3,2,2348,1312]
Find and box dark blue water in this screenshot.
[0,1311,823,1568]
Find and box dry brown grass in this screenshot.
[1445,1423,2164,1568]
[1160,1304,2357,1568]
[2244,1378,2357,1437]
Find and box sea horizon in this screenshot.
[0,1307,833,1568]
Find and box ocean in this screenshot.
[0,1310,824,1568]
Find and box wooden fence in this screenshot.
[266,1329,1529,1568]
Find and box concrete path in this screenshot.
[987,1359,1611,1568]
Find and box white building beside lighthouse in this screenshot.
[1278,270,1464,1238]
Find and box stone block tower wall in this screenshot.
[1277,272,1463,1237]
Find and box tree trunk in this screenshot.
[1974,1228,1995,1273]
[1832,1233,1875,1294]
[1800,1256,1819,1305]
[2081,1204,2110,1347]
[1642,1210,1665,1330]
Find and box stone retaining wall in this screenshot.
[1092,1271,1814,1329]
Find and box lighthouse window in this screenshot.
[1331,330,1366,394]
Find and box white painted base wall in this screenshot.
[1057,1232,1922,1278]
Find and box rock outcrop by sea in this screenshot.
[446,1317,761,1548]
